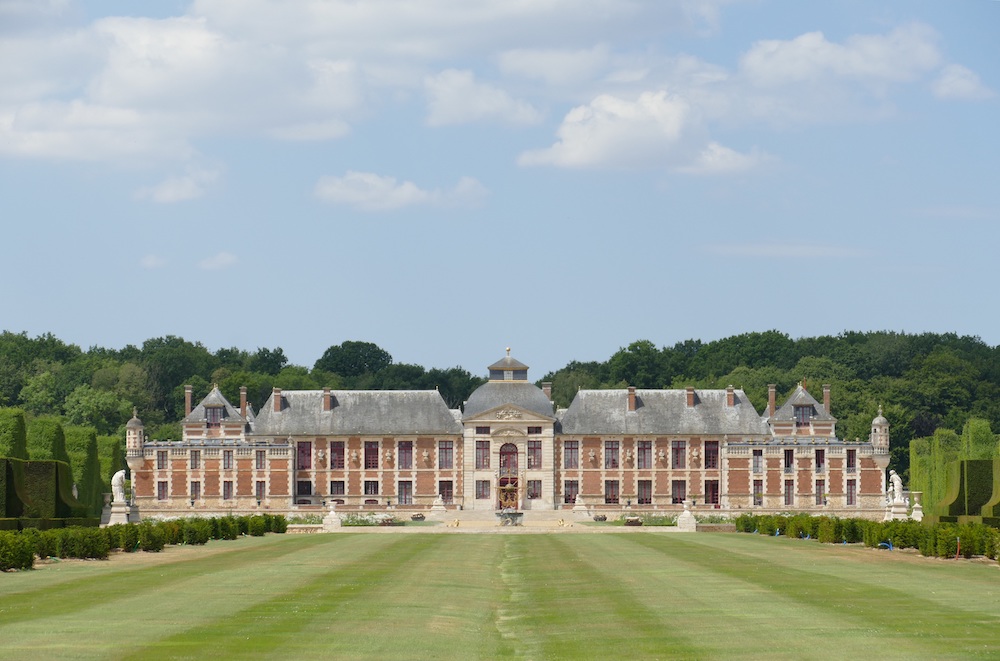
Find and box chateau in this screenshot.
[127,351,891,518]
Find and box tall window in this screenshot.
[784,479,794,506]
[223,481,233,500]
[752,449,763,473]
[846,479,857,505]
[255,450,266,470]
[223,449,234,470]
[527,480,542,500]
[563,441,579,469]
[398,481,413,505]
[846,449,857,474]
[157,450,167,470]
[398,441,413,470]
[475,426,490,435]
[364,441,379,469]
[330,441,345,469]
[476,440,490,469]
[364,480,379,496]
[753,479,763,506]
[783,449,794,474]
[296,443,310,470]
[705,480,719,505]
[815,449,825,473]
[190,481,201,500]
[439,480,453,503]
[604,480,620,504]
[564,480,579,504]
[206,407,222,428]
[672,441,686,469]
[637,441,652,469]
[476,480,490,499]
[330,480,345,496]
[638,480,652,505]
[604,441,619,469]
[704,441,719,470]
[528,440,542,469]
[794,406,811,427]
[157,481,168,500]
[438,441,453,469]
[190,450,200,470]
[815,479,826,505]
[671,480,686,504]
[255,480,265,501]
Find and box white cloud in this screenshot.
[139,254,167,269]
[135,167,221,203]
[199,251,237,270]
[931,64,996,101]
[424,69,542,126]
[315,171,487,211]
[498,44,611,86]
[675,142,769,175]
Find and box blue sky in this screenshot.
[1,0,997,378]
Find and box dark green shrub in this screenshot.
[61,527,110,560]
[247,515,267,537]
[0,408,29,460]
[107,523,140,552]
[268,514,287,533]
[183,519,212,545]
[137,522,166,552]
[0,518,16,531]
[219,517,239,540]
[0,530,35,570]
[236,516,250,536]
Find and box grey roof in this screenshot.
[181,386,246,424]
[559,389,770,436]
[771,385,836,422]
[253,390,463,436]
[463,381,554,420]
[488,354,529,371]
[126,410,143,429]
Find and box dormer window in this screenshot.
[794,406,812,427]
[206,407,223,428]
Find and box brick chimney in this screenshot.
[273,387,282,413]
[726,385,735,407]
[184,385,193,417]
[768,384,776,418]
[542,382,552,400]
[323,387,332,412]
[239,386,247,418]
[627,386,636,412]
[823,384,831,415]
[686,387,696,408]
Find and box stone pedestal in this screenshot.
[888,498,909,521]
[573,495,589,519]
[322,504,341,531]
[676,500,697,532]
[909,492,924,522]
[103,502,136,527]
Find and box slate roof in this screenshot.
[462,381,554,420]
[181,386,246,424]
[253,390,463,436]
[559,389,770,436]
[488,355,529,371]
[771,385,836,422]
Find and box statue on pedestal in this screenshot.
[111,470,126,504]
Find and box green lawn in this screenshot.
[1,532,998,660]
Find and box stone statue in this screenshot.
[889,469,903,504]
[111,469,127,503]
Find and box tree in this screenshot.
[608,340,665,389]
[247,347,288,375]
[63,384,133,435]
[314,341,392,377]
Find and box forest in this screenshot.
[2,329,999,486]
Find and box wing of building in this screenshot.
[127,351,890,518]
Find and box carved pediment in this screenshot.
[464,404,551,424]
[494,428,526,438]
[495,408,522,420]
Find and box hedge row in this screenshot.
[734,514,1000,561]
[0,514,287,571]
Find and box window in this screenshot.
[753,479,763,506]
[604,441,619,469]
[794,406,811,427]
[439,480,453,503]
[190,450,200,470]
[364,441,379,469]
[846,449,857,474]
[847,479,857,506]
[604,480,620,504]
[705,480,719,506]
[783,449,794,474]
[190,481,201,500]
[815,479,826,505]
[752,449,763,473]
[255,450,266,470]
[784,479,794,506]
[206,406,222,427]
[157,481,168,500]
[398,441,413,470]
[637,441,652,469]
[704,441,719,470]
[364,480,379,496]
[255,480,265,501]
[564,480,579,504]
[475,426,490,435]
[330,480,345,496]
[815,449,825,473]
[671,480,686,504]
[527,426,542,435]
[330,441,345,469]
[223,481,233,500]
[563,441,579,469]
[476,480,491,499]
[476,440,490,469]
[672,440,686,469]
[296,442,310,470]
[438,441,453,469]
[398,481,413,505]
[528,440,542,469]
[638,480,652,505]
[224,449,234,470]
[527,479,542,500]
[297,480,312,496]
[157,450,167,470]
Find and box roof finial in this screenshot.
[132,406,138,418]
[506,347,511,356]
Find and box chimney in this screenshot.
[686,387,695,408]
[627,386,636,412]
[726,385,735,407]
[768,384,776,418]
[273,387,282,413]
[323,387,332,412]
[542,382,552,400]
[239,386,247,418]
[184,385,193,417]
[823,384,831,415]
